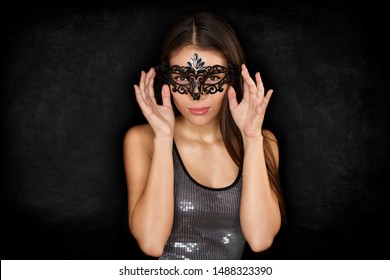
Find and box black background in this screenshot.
[2,0,389,260]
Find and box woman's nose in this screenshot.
[190,81,206,100]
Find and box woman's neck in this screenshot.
[175,115,222,144]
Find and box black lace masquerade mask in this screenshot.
[156,53,241,100]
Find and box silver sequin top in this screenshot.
[159,143,245,260]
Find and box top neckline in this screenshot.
[173,141,241,191]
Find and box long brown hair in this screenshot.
[158,12,286,222]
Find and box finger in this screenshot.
[139,70,153,106]
[143,69,160,116]
[241,64,258,95]
[227,86,238,110]
[259,89,273,112]
[134,83,145,106]
[134,84,148,111]
[255,72,265,97]
[145,68,157,103]
[138,71,146,97]
[134,84,152,116]
[161,84,172,108]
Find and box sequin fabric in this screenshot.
[159,143,245,260]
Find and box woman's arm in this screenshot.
[123,126,174,257]
[124,68,176,257]
[240,130,281,252]
[228,64,281,252]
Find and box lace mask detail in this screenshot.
[156,53,240,100]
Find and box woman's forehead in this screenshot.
[169,46,226,67]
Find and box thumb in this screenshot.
[161,84,172,107]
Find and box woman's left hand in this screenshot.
[228,64,273,138]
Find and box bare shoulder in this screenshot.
[124,124,154,155]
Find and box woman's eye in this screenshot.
[174,76,187,82]
[206,75,222,82]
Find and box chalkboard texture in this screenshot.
[2,0,389,259]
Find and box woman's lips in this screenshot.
[188,107,210,116]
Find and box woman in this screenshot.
[123,12,286,260]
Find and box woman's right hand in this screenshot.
[134,68,175,139]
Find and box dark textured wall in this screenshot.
[2,0,389,259]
